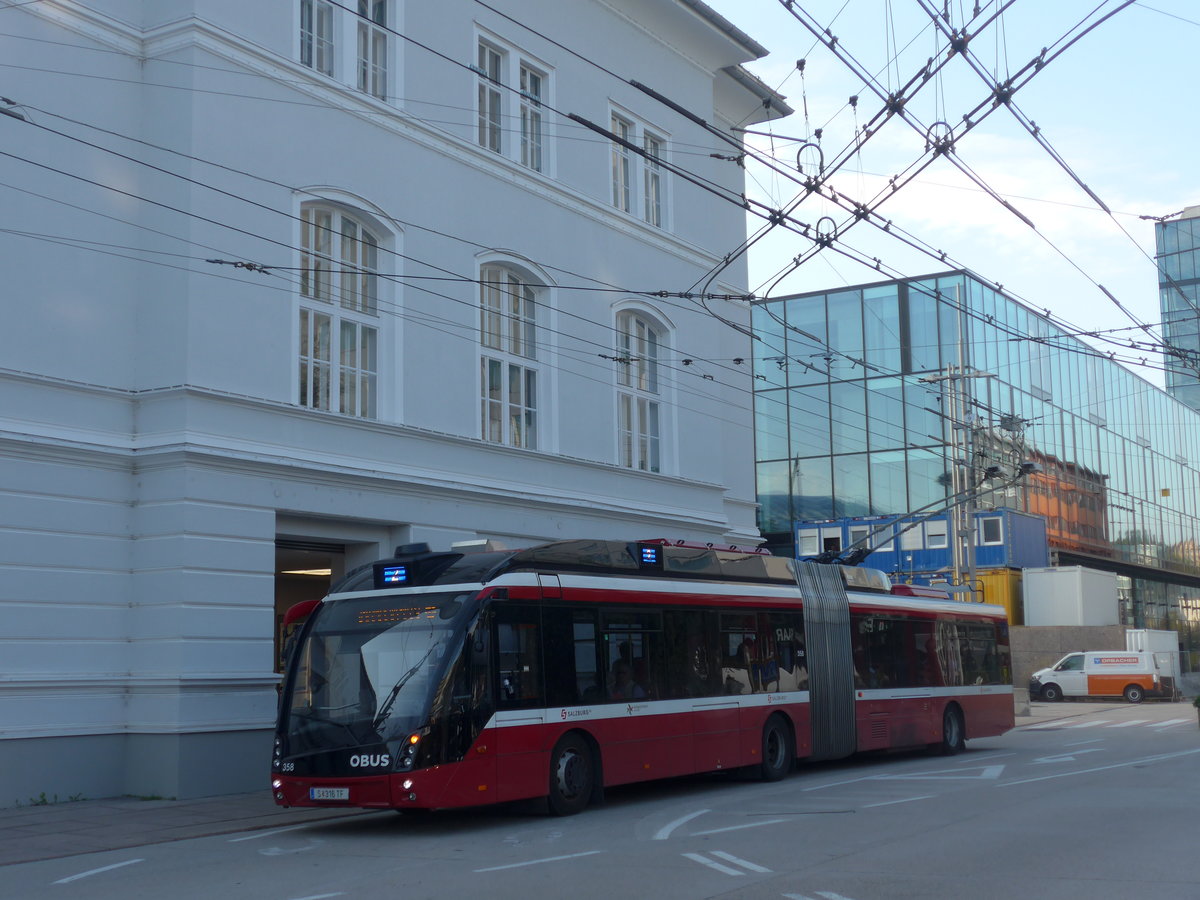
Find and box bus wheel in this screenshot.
[1040,683,1062,702]
[1123,684,1144,703]
[759,715,794,782]
[939,705,965,756]
[548,734,593,816]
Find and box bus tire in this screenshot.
[547,733,593,816]
[1040,683,1062,702]
[939,705,965,756]
[759,715,794,782]
[1123,684,1144,703]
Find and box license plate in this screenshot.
[309,787,350,801]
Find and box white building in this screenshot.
[0,0,788,804]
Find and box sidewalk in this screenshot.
[0,699,1159,868]
[0,789,372,867]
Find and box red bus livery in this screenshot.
[272,539,1013,815]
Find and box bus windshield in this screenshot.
[283,590,474,752]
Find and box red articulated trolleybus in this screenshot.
[272,539,1013,816]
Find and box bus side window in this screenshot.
[495,606,543,708]
[663,610,716,699]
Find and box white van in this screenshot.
[1029,651,1165,703]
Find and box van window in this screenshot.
[1055,654,1084,672]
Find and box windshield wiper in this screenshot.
[371,640,439,731]
[290,709,368,745]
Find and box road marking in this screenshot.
[1000,748,1200,787]
[653,809,710,840]
[474,850,604,872]
[288,894,346,900]
[863,794,934,808]
[53,859,144,884]
[1032,749,1104,764]
[1064,720,1108,729]
[692,818,790,836]
[684,853,745,876]
[228,824,310,842]
[684,851,771,875]
[1153,718,1190,728]
[804,764,1003,790]
[1106,719,1147,728]
[876,764,1005,781]
[712,850,772,873]
[784,892,858,900]
[956,752,1015,763]
[1063,739,1103,747]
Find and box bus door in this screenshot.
[491,603,546,802]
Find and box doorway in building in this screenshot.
[275,540,344,673]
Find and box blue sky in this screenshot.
[702,0,1199,387]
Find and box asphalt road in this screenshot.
[6,701,1198,900]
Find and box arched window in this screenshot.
[298,204,381,419]
[480,264,541,449]
[616,309,664,472]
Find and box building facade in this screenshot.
[1157,205,1200,411]
[752,272,1200,665]
[0,0,787,805]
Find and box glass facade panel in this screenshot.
[832,454,869,517]
[869,450,907,515]
[862,285,901,373]
[754,390,788,462]
[753,271,1200,660]
[830,381,867,454]
[789,385,831,457]
[866,377,905,451]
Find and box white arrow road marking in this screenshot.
[474,850,604,872]
[653,809,710,840]
[1032,749,1104,764]
[1001,748,1200,786]
[803,764,1003,790]
[874,764,1006,781]
[259,840,324,856]
[53,859,144,884]
[229,824,310,842]
[692,818,790,836]
[863,794,935,808]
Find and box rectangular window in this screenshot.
[338,219,378,313]
[643,132,663,227]
[980,516,1003,545]
[301,208,333,302]
[300,0,334,76]
[482,357,537,449]
[618,393,660,472]
[797,530,819,556]
[480,268,535,359]
[611,114,632,212]
[519,63,544,172]
[477,42,503,153]
[926,520,948,548]
[299,308,332,410]
[356,1,387,99]
[339,321,378,417]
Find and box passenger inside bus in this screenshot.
[610,659,646,699]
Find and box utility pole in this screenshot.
[920,329,994,598]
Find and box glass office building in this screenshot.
[1158,205,1200,412]
[752,271,1200,660]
